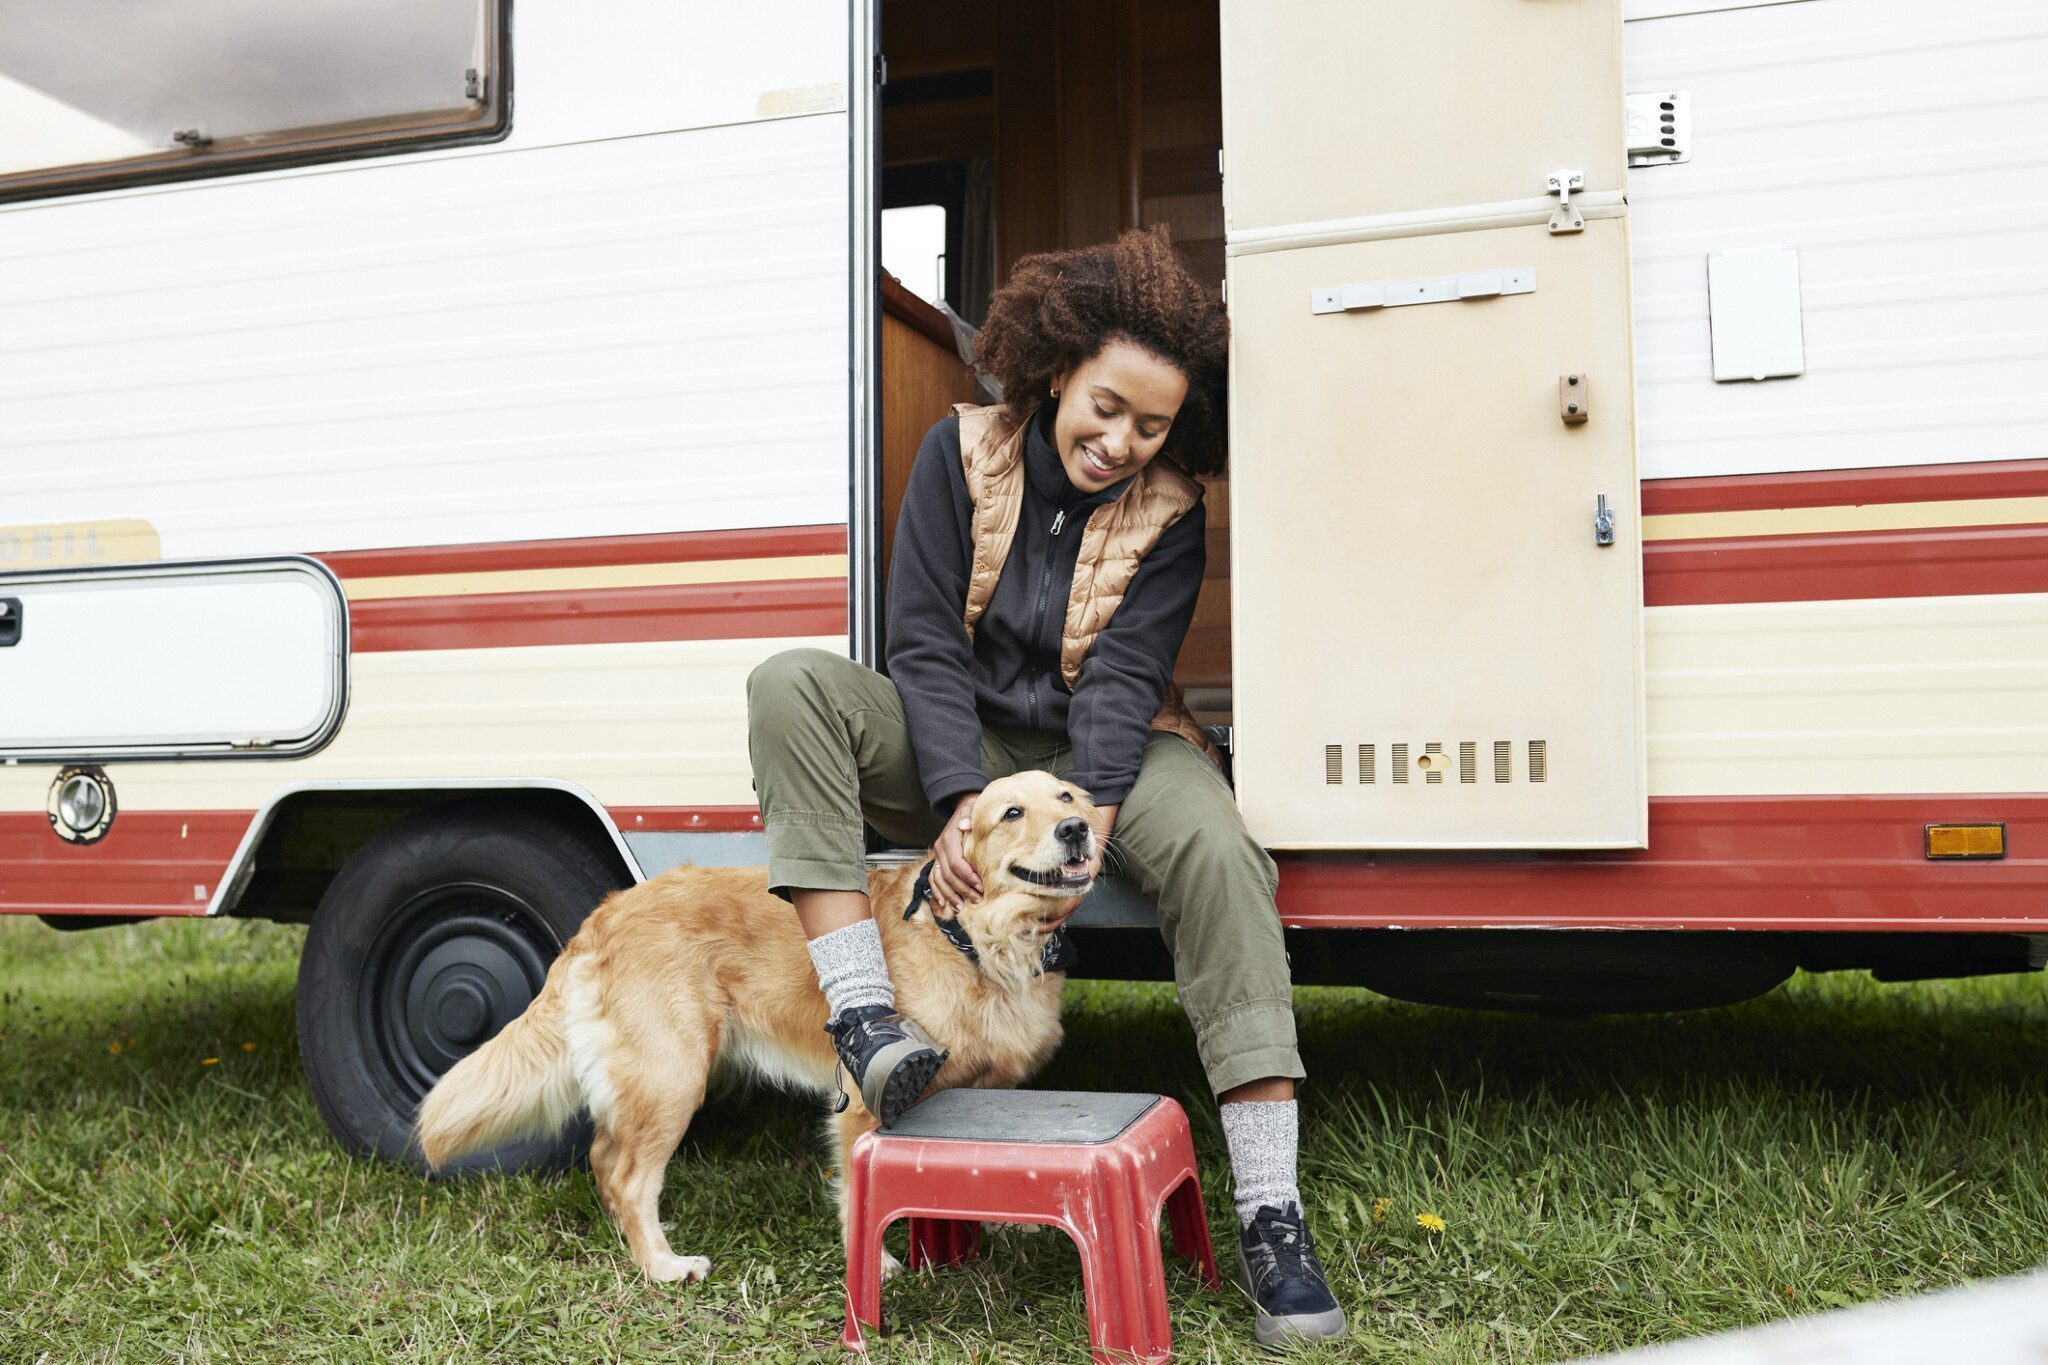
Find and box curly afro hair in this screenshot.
[974,225,1230,477]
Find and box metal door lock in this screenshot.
[1547,169,1585,233]
[1594,494,1616,546]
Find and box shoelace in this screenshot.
[1248,1217,1313,1287]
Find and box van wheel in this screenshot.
[296,804,623,1174]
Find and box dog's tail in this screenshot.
[414,956,582,1171]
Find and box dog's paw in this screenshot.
[880,1249,905,1282]
[644,1253,712,1283]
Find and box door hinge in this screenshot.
[1626,91,1691,167]
[875,52,888,86]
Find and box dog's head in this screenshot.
[948,770,1099,988]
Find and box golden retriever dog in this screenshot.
[413,770,1097,1283]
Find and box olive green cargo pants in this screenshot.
[746,647,1302,1096]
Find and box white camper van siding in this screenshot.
[1625,0,2048,480]
[0,633,843,815]
[0,0,856,870]
[0,122,849,557]
[0,0,852,559]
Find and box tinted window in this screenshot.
[0,0,500,194]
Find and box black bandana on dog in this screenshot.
[905,861,1078,976]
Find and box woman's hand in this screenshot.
[928,790,982,910]
[1088,803,1120,877]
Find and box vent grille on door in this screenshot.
[1321,739,1551,787]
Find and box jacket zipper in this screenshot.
[1027,509,1068,731]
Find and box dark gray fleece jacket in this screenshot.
[884,403,1206,812]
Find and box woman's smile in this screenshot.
[1077,443,1122,479]
[1050,336,1189,493]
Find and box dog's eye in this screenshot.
[1057,791,1074,803]
[1002,806,1023,821]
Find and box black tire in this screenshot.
[296,803,623,1174]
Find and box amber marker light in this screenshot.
[1924,824,2006,860]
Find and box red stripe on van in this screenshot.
[347,578,848,651]
[1645,524,2048,607]
[7,795,2046,933]
[318,524,847,579]
[0,811,247,917]
[1274,794,2048,932]
[1640,458,2048,515]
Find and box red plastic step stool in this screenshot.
[841,1089,1221,1364]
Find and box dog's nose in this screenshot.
[1056,817,1090,846]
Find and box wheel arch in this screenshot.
[212,780,642,923]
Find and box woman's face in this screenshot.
[1049,338,1189,494]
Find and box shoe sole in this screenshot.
[859,1022,948,1127]
[1236,1242,1349,1349]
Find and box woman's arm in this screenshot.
[885,417,990,815]
[1065,499,1207,806]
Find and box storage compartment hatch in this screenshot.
[0,557,349,761]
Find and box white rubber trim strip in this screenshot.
[1229,190,1627,257]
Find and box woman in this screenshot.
[746,226,1346,1346]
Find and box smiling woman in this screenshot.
[0,0,505,197]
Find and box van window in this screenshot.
[0,0,503,200]
[882,203,948,309]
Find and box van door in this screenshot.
[1221,0,1646,850]
[0,558,347,760]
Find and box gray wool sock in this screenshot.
[806,917,896,1019]
[1220,1099,1302,1227]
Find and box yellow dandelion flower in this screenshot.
[1371,1197,1391,1223]
[202,1057,219,1066]
[242,1042,257,1052]
[108,1042,123,1055]
[1416,1213,1446,1233]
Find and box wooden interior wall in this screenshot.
[880,277,980,624]
[883,0,1222,289]
[882,0,1231,696]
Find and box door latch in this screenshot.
[1546,170,1585,234]
[1594,495,1616,547]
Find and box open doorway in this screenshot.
[875,0,1230,723]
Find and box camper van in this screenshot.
[3,0,2043,1166]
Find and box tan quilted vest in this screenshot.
[952,402,1221,770]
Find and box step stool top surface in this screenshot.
[885,1089,1162,1145]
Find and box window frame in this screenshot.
[0,0,512,206]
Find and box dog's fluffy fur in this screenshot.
[413,770,1096,1282]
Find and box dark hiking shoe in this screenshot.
[1236,1202,1348,1348]
[823,1004,948,1127]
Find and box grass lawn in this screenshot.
[4,913,2046,1363]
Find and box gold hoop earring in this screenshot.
[1050,385,1061,398]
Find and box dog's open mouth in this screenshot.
[1010,860,1093,892]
